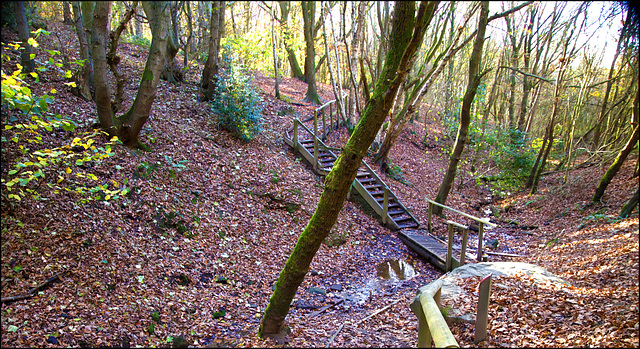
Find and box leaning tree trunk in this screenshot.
[592,89,639,204]
[619,187,639,218]
[433,1,489,217]
[258,1,437,338]
[92,1,172,148]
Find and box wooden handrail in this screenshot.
[410,279,459,348]
[426,199,496,262]
[426,199,496,227]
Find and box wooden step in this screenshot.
[393,216,415,224]
[397,222,419,229]
[357,177,376,184]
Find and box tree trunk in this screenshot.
[301,1,321,104]
[619,187,639,219]
[592,9,629,150]
[92,1,172,148]
[433,1,489,216]
[258,1,437,338]
[63,1,73,24]
[279,1,304,81]
[345,1,366,125]
[200,1,225,102]
[14,1,34,74]
[592,89,639,203]
[271,0,280,99]
[107,1,137,111]
[71,1,94,101]
[160,1,183,83]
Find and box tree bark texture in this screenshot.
[279,1,304,81]
[258,1,438,338]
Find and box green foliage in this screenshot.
[122,34,152,49]
[483,128,537,195]
[210,45,263,142]
[222,33,278,75]
[1,35,128,205]
[0,2,38,31]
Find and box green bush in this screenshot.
[210,46,263,142]
[483,127,537,194]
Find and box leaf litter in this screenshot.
[1,20,638,348]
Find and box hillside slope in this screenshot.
[1,20,637,348]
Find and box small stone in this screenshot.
[329,284,342,291]
[306,287,326,296]
[172,335,190,348]
[46,336,58,345]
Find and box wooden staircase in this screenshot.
[284,118,419,231]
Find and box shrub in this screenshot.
[210,46,263,142]
[1,36,128,206]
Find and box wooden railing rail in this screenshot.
[426,199,496,262]
[313,93,348,140]
[410,279,459,348]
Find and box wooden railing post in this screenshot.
[329,102,333,131]
[382,186,389,225]
[446,223,454,272]
[293,118,299,152]
[474,274,492,344]
[313,111,319,171]
[477,222,484,262]
[410,280,459,348]
[460,228,468,267]
[322,107,326,139]
[427,202,433,235]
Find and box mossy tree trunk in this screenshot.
[258,1,438,339]
[92,1,172,148]
[433,1,489,216]
[619,187,639,218]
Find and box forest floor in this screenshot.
[1,21,638,348]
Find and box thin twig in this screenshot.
[326,323,345,348]
[354,298,401,327]
[1,273,62,304]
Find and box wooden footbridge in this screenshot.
[283,99,496,272]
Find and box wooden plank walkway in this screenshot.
[398,230,459,272]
